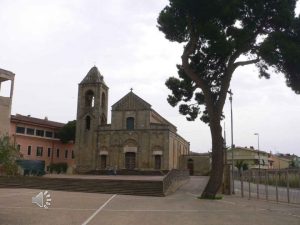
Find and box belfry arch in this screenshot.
[85,90,95,107]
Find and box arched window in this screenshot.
[126,117,134,130]
[85,116,91,130]
[85,90,95,107]
[101,92,106,108]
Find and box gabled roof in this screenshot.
[111,91,178,130]
[80,66,105,85]
[112,91,151,111]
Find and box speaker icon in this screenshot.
[32,191,51,209]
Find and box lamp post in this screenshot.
[254,133,260,173]
[228,89,234,194]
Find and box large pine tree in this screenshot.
[157,0,300,198]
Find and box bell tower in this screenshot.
[75,66,108,173]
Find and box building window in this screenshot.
[85,90,95,107]
[36,129,44,137]
[45,131,53,138]
[27,146,32,155]
[101,92,106,108]
[65,150,68,159]
[36,147,43,157]
[126,117,134,130]
[48,148,51,157]
[56,149,60,158]
[86,116,91,130]
[16,126,25,134]
[17,144,21,151]
[72,150,75,159]
[26,128,35,135]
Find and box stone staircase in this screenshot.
[86,169,169,176]
[0,176,164,196]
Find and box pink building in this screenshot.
[10,114,75,171]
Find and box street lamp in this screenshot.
[228,89,234,194]
[254,133,260,172]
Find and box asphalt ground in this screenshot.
[0,176,299,225]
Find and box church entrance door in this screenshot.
[187,159,194,175]
[125,152,136,169]
[154,155,161,169]
[100,155,107,169]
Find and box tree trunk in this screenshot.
[201,113,224,198]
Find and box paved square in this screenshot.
[0,177,299,225]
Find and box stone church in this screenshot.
[75,66,190,173]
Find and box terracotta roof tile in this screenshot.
[11,114,65,128]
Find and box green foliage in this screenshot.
[48,163,68,174]
[58,120,76,143]
[158,0,300,123]
[289,160,296,168]
[235,160,248,173]
[0,135,19,175]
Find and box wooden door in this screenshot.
[100,155,107,169]
[154,155,161,170]
[125,152,136,169]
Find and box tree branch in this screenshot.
[181,34,214,109]
[233,58,260,68]
[216,50,241,116]
[217,56,260,117]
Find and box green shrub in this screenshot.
[0,135,19,176]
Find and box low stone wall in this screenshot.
[163,169,190,195]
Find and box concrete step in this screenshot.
[86,169,169,176]
[0,176,164,196]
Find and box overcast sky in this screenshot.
[0,0,299,155]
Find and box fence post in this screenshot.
[299,169,300,189]
[275,170,279,203]
[241,171,244,198]
[265,170,268,201]
[248,170,251,200]
[256,170,259,199]
[286,170,290,204]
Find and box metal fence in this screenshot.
[233,169,300,204]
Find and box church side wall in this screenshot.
[168,132,190,170]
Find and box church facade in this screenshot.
[75,67,190,173]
